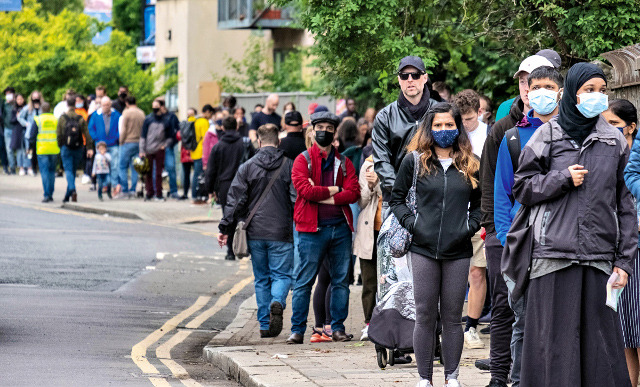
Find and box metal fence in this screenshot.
[222,91,335,124]
[601,44,640,109]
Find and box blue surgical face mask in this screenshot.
[432,128,459,149]
[576,92,608,118]
[617,126,626,134]
[75,103,84,109]
[528,88,559,115]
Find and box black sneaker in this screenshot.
[480,325,490,334]
[225,254,236,261]
[268,301,283,337]
[475,358,490,371]
[485,379,508,387]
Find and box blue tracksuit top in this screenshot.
[494,110,544,246]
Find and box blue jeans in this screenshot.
[292,223,300,287]
[4,129,15,170]
[97,173,111,199]
[291,222,352,334]
[119,142,139,193]
[191,158,203,198]
[107,145,119,187]
[509,290,527,387]
[37,154,57,199]
[60,146,83,195]
[164,144,178,195]
[248,239,294,330]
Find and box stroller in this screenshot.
[368,220,415,368]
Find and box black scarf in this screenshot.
[557,62,607,145]
[398,85,431,121]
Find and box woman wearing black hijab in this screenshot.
[511,62,636,387]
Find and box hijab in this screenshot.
[557,62,607,145]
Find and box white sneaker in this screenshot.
[81,174,91,184]
[445,379,463,387]
[27,168,34,176]
[18,168,25,176]
[416,380,433,387]
[360,325,369,341]
[464,327,485,349]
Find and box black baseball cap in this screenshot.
[536,49,562,68]
[285,111,303,126]
[397,56,426,73]
[310,112,340,127]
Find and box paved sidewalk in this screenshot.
[204,285,492,387]
[0,173,220,227]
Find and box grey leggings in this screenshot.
[411,252,470,381]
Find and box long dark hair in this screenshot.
[406,102,479,188]
[609,99,638,137]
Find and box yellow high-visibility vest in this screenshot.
[34,113,60,155]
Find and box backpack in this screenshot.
[504,127,521,174]
[63,114,83,149]
[241,137,254,164]
[179,120,198,151]
[302,150,347,181]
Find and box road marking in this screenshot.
[152,275,254,386]
[186,275,254,329]
[131,295,211,375]
[156,252,166,260]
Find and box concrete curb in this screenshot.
[207,295,258,347]
[60,203,143,220]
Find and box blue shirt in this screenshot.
[494,110,544,246]
[495,97,516,122]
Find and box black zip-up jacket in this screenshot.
[390,152,482,259]
[205,130,255,203]
[372,99,438,201]
[480,96,524,233]
[512,116,637,275]
[219,146,296,242]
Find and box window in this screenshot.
[165,58,178,112]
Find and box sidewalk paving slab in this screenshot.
[205,286,492,387]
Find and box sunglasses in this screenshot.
[398,72,423,81]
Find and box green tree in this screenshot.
[275,0,640,106]
[36,0,83,15]
[113,0,144,43]
[0,0,175,111]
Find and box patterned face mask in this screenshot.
[432,128,459,148]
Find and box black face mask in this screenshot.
[315,130,334,147]
[32,99,40,104]
[152,108,160,115]
[119,93,127,100]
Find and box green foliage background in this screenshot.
[1,0,173,111]
[273,0,640,108]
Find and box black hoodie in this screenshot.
[479,96,525,233]
[219,146,296,242]
[205,130,255,204]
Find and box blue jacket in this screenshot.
[494,110,544,246]
[88,109,120,147]
[623,132,640,247]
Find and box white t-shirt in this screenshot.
[466,121,488,157]
[439,158,453,172]
[53,100,68,119]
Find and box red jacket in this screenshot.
[292,143,360,232]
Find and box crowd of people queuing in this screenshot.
[2,48,640,387]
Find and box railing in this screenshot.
[218,0,295,29]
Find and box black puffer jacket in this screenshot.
[372,99,438,201]
[205,130,255,204]
[390,152,482,260]
[219,146,296,243]
[480,96,524,233]
[512,116,637,275]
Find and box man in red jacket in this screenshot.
[286,112,360,344]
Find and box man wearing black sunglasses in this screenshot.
[372,56,438,213]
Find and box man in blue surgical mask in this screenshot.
[493,65,564,387]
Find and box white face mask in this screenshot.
[5,93,13,102]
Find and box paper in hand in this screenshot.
[606,272,623,311]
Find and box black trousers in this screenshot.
[521,265,631,387]
[485,232,514,383]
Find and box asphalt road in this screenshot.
[0,203,251,386]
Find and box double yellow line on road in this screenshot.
[131,273,254,386]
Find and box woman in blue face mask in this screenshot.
[390,102,481,387]
[512,62,636,387]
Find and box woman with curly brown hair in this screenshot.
[390,102,482,387]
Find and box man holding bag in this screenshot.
[217,123,296,338]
